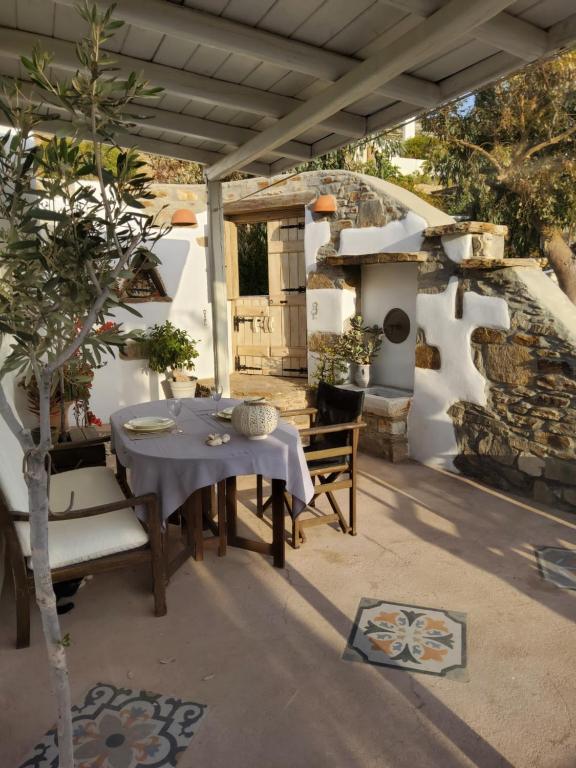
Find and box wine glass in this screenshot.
[167,398,182,431]
[210,384,223,402]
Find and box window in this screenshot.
[119,258,171,303]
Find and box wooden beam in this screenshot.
[9,77,312,162]
[224,192,313,216]
[0,27,365,139]
[205,0,517,180]
[378,0,549,61]
[207,180,231,397]
[55,0,443,108]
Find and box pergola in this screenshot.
[1,0,574,392]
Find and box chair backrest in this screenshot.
[315,382,365,449]
[0,359,29,514]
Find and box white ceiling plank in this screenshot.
[205,0,520,179]
[0,0,16,27]
[184,45,230,77]
[0,27,365,137]
[16,0,55,35]
[257,0,326,37]
[241,61,288,91]
[547,12,576,52]
[53,4,89,42]
[222,0,277,27]
[294,0,375,48]
[326,3,409,56]
[356,14,424,59]
[121,25,165,59]
[366,100,427,133]
[211,52,261,84]
[54,0,443,109]
[411,40,501,81]
[153,35,195,69]
[439,50,523,100]
[518,0,574,27]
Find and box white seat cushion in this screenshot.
[14,467,149,570]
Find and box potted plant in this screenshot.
[340,315,383,388]
[145,321,199,398]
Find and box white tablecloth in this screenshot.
[110,398,314,521]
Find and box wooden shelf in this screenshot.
[324,252,427,267]
[456,258,541,270]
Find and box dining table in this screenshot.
[110,398,314,570]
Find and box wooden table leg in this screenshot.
[217,479,227,557]
[271,478,286,569]
[186,490,204,562]
[226,476,237,544]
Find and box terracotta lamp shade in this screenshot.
[312,194,337,214]
[171,209,198,227]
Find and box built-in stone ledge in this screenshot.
[456,258,541,270]
[324,252,427,267]
[424,221,509,237]
[338,384,412,462]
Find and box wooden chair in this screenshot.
[0,410,167,649]
[257,382,365,548]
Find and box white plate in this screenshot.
[216,407,234,420]
[124,417,175,432]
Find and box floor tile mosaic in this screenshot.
[19,683,206,768]
[345,598,467,679]
[536,546,576,589]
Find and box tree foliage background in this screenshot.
[422,51,576,299]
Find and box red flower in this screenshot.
[87,411,103,426]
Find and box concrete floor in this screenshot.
[1,454,576,767]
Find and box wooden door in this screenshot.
[267,216,307,377]
[231,215,307,377]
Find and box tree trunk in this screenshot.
[26,371,74,767]
[540,225,576,303]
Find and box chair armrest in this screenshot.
[281,407,317,418]
[300,420,366,438]
[48,493,158,521]
[51,434,110,452]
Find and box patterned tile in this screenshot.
[19,683,206,768]
[345,598,467,679]
[536,547,576,589]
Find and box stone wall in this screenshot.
[450,268,576,511]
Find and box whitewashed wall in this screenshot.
[361,263,418,390]
[90,216,215,421]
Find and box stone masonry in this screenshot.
[417,228,576,512]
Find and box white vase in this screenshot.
[231,398,279,440]
[352,363,371,388]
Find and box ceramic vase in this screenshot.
[167,368,198,398]
[231,398,279,440]
[352,363,371,388]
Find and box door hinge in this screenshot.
[235,360,262,372]
[282,286,306,293]
[283,366,308,374]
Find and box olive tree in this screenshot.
[0,3,164,764]
[423,51,576,302]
